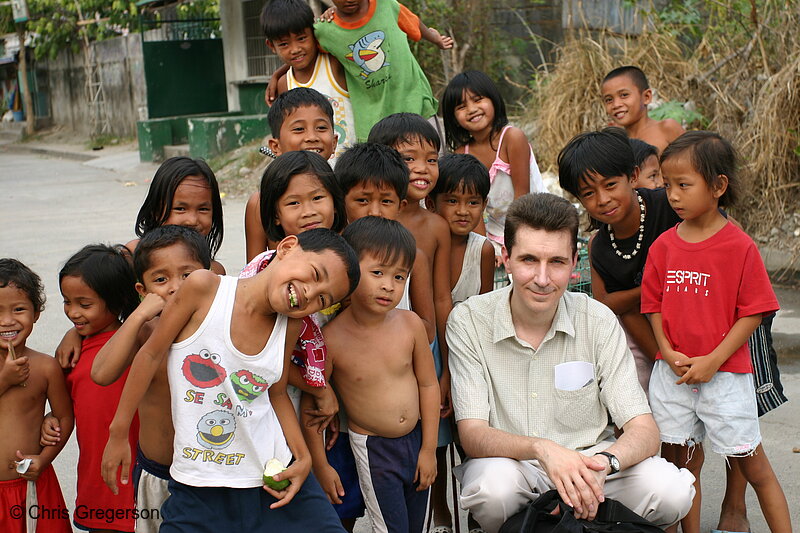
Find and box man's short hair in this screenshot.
[0,258,45,313]
[341,216,416,272]
[367,112,441,153]
[296,228,362,297]
[432,153,490,200]
[603,66,650,92]
[267,88,334,140]
[133,225,212,283]
[504,193,579,257]
[335,143,409,200]
[260,0,314,42]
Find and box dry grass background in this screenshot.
[523,1,800,273]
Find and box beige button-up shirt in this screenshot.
[446,285,650,452]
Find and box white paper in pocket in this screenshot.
[554,361,595,391]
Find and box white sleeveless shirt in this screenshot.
[167,276,290,488]
[288,53,356,160]
[451,232,487,306]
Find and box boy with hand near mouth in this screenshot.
[601,66,684,154]
[0,258,73,533]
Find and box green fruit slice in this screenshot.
[262,458,290,490]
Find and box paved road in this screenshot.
[1,148,797,532]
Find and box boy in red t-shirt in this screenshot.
[641,132,791,533]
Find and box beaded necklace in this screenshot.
[608,192,645,260]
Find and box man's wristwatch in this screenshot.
[594,451,620,474]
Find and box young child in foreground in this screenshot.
[245,87,339,262]
[274,0,453,143]
[320,216,440,533]
[88,226,210,533]
[102,229,360,532]
[60,244,141,532]
[0,259,73,533]
[641,131,791,533]
[601,65,684,154]
[261,0,355,155]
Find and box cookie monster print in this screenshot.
[196,410,236,450]
[182,349,227,388]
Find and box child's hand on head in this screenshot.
[0,352,29,387]
[414,449,437,491]
[55,327,83,369]
[263,456,311,508]
[40,414,61,447]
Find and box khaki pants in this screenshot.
[454,441,695,533]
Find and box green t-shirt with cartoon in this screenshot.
[314,0,438,141]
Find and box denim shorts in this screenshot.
[649,360,761,456]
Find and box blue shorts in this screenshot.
[349,422,430,533]
[649,360,761,456]
[431,335,453,447]
[326,432,365,520]
[159,472,345,532]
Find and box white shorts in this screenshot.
[649,360,761,456]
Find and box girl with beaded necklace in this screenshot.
[557,127,680,394]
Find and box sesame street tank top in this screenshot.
[167,276,291,487]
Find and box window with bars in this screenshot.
[244,0,283,78]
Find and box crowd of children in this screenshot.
[1,1,791,532]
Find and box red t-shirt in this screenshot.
[641,222,778,373]
[66,330,139,531]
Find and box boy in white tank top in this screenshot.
[101,229,361,532]
[262,0,355,158]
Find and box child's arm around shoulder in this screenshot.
[102,270,219,494]
[406,310,439,491]
[92,294,162,385]
[501,126,533,198]
[17,353,74,481]
[409,248,436,343]
[327,53,348,90]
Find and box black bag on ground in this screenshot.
[499,490,664,533]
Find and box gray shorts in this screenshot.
[649,360,761,456]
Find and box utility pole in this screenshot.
[75,1,111,139]
[11,0,34,135]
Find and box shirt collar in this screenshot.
[492,286,576,344]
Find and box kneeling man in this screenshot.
[446,193,694,533]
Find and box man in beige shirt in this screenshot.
[446,193,694,533]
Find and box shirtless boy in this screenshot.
[320,216,440,533]
[0,258,73,533]
[601,66,685,154]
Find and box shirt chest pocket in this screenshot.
[553,383,605,432]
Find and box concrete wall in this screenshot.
[220,0,248,112]
[44,33,145,137]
